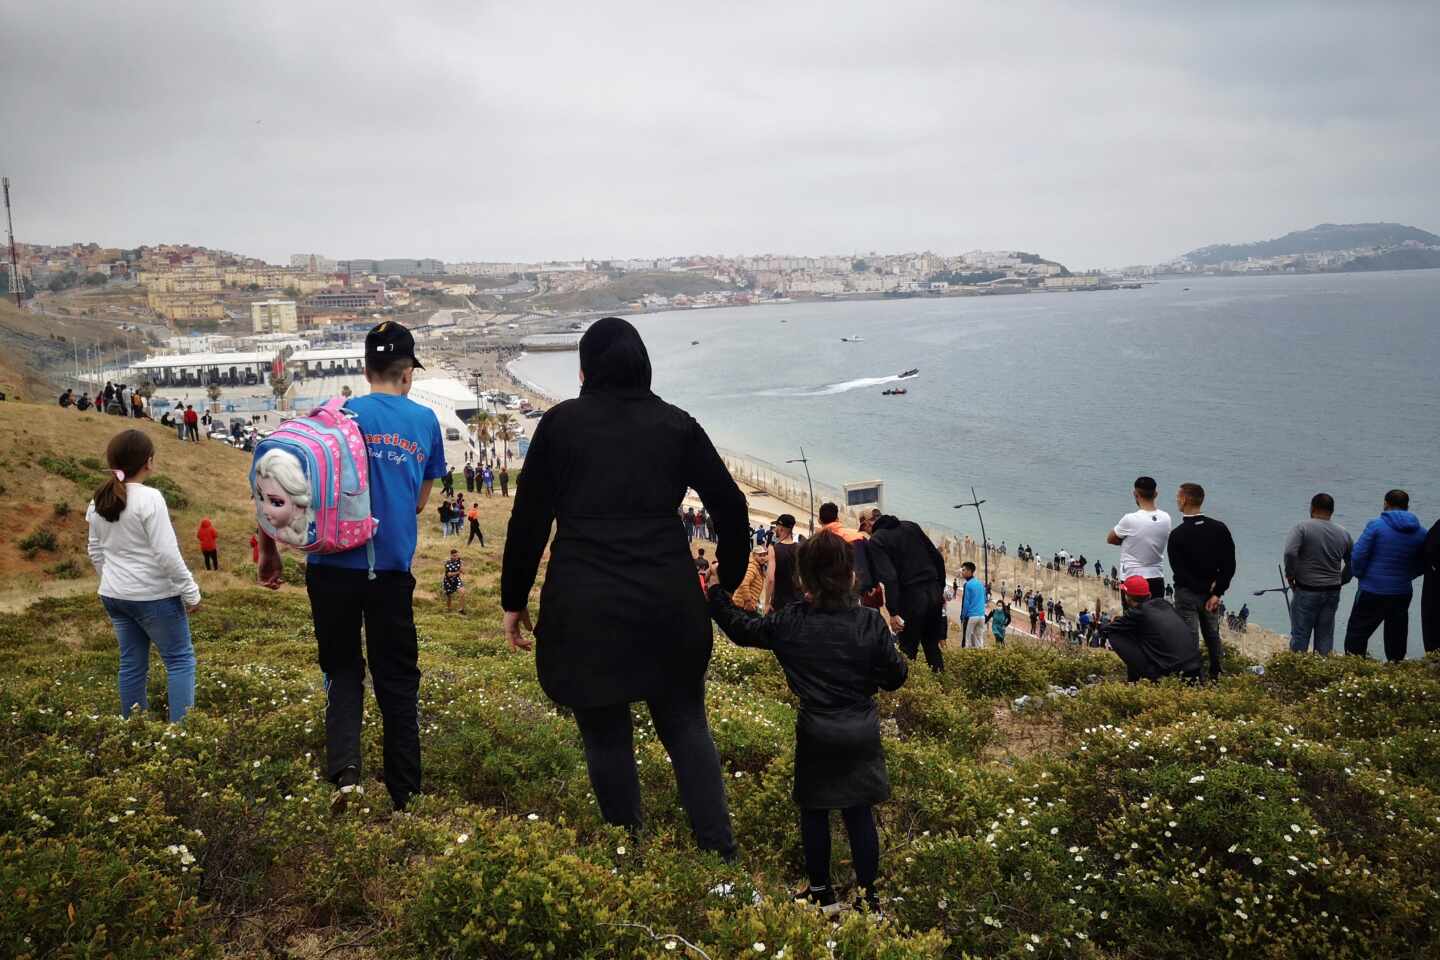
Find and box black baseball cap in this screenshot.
[775,513,796,528]
[366,321,424,369]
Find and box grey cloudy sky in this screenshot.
[3,0,1437,268]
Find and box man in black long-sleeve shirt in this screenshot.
[1167,482,1236,682]
[863,512,948,672]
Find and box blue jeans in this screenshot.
[102,595,195,721]
[1289,589,1340,655]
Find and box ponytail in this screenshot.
[93,429,155,522]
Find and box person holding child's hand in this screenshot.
[707,530,908,915]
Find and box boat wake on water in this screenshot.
[753,371,915,398]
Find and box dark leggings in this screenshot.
[800,805,878,890]
[572,686,735,858]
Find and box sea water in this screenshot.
[511,270,1440,652]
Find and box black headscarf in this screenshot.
[579,316,652,394]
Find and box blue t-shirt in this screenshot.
[961,577,987,619]
[308,392,446,573]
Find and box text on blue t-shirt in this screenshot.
[307,392,446,572]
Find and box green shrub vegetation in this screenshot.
[18,528,58,557]
[2,579,1438,958]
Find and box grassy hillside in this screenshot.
[3,401,1440,958]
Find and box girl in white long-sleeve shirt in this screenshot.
[86,429,201,721]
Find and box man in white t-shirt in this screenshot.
[1107,475,1173,599]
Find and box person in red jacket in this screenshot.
[197,518,220,570]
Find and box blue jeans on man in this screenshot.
[101,595,196,721]
[1289,588,1341,655]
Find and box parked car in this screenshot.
[445,427,461,441]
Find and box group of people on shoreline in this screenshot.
[81,316,1440,919]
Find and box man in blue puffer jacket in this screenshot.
[1343,489,1428,661]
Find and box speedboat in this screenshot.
[691,340,700,346]
[882,387,908,396]
[898,367,919,378]
[840,335,864,343]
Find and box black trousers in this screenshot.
[465,476,475,493]
[306,565,422,809]
[1146,577,1166,601]
[1423,575,1439,655]
[1344,589,1411,662]
[895,588,945,672]
[467,519,485,546]
[571,685,735,858]
[801,805,879,891]
[202,549,218,570]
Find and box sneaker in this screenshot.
[329,766,364,817]
[853,888,883,920]
[794,884,841,917]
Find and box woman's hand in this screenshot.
[504,609,534,651]
[705,560,722,592]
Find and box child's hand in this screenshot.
[705,560,721,592]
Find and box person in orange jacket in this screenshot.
[197,518,220,570]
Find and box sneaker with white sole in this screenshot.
[329,766,364,817]
[794,884,841,917]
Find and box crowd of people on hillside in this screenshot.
[79,316,1440,922]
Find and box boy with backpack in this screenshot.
[256,321,445,814]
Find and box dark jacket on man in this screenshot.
[865,515,946,617]
[708,590,907,808]
[500,326,749,708]
[1099,597,1202,682]
[1167,515,1237,599]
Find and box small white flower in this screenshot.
[753,943,766,953]
[665,942,678,951]
[527,813,539,820]
[1253,856,1264,866]
[616,845,626,856]
[456,834,468,844]
[252,760,261,768]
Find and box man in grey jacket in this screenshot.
[1283,493,1353,654]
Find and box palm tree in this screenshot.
[271,374,291,409]
[340,385,352,399]
[470,410,491,459]
[494,413,517,467]
[206,383,222,404]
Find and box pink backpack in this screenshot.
[250,397,379,576]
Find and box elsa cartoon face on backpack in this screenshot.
[253,448,313,546]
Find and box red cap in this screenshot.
[1120,575,1152,598]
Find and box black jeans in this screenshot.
[801,805,879,891]
[1344,590,1411,662]
[202,549,218,570]
[895,590,945,672]
[467,519,485,546]
[571,685,735,858]
[306,565,422,809]
[1174,586,1222,680]
[1146,577,1166,601]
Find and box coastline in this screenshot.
[504,354,1289,660]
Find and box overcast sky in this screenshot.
[3,1,1437,269]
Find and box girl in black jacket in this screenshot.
[708,531,908,913]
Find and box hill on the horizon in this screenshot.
[1180,222,1440,266]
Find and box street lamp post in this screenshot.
[953,486,989,589]
[785,447,816,535]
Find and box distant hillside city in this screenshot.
[2,222,1436,342]
[1161,222,1440,275]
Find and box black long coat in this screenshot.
[708,590,908,809]
[500,385,749,708]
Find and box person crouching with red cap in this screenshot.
[1098,576,1203,683]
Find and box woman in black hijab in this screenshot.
[501,316,749,856]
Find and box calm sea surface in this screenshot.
[512,271,1440,652]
